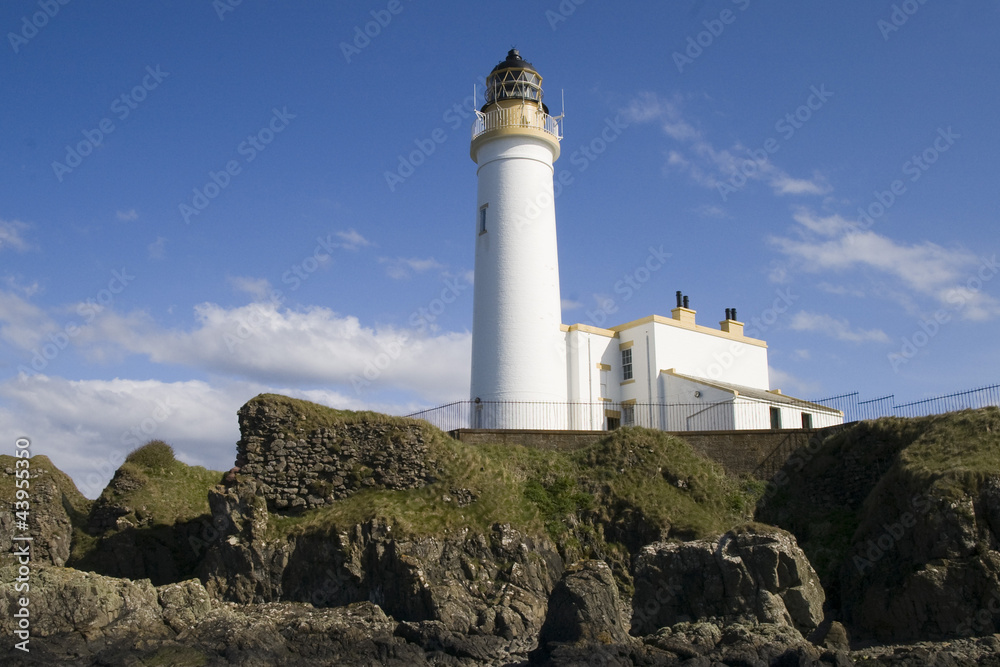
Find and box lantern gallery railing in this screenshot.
[472,105,563,142]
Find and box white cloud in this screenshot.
[561,298,583,311]
[333,228,373,251]
[228,276,272,300]
[0,374,430,499]
[767,365,822,398]
[148,236,167,259]
[0,219,31,252]
[116,209,138,222]
[0,289,55,350]
[625,92,829,200]
[379,256,445,280]
[789,310,890,343]
[771,210,1000,320]
[22,299,472,403]
[693,204,727,219]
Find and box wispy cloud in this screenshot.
[623,92,829,200]
[790,310,890,343]
[333,228,373,251]
[771,208,1000,320]
[561,298,583,311]
[227,276,272,300]
[116,209,139,222]
[2,295,470,404]
[0,219,31,252]
[148,236,167,260]
[379,256,445,280]
[768,365,822,397]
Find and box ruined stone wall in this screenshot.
[235,399,439,512]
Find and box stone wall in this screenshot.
[236,397,439,512]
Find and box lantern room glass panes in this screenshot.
[485,69,543,105]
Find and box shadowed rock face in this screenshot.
[0,455,88,568]
[198,478,564,660]
[630,527,825,637]
[539,560,631,646]
[840,476,1000,642]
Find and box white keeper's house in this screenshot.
[436,49,842,432]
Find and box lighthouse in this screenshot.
[469,49,567,428]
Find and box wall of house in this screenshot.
[649,319,769,390]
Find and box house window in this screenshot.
[622,404,635,426]
[606,416,620,430]
[770,407,782,430]
[600,369,608,398]
[801,412,813,429]
[479,204,488,234]
[621,348,633,381]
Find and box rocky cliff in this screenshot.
[3,397,1000,665]
[759,407,1000,643]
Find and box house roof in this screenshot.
[662,369,843,415]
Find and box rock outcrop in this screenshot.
[199,477,563,662]
[630,526,826,637]
[531,559,633,665]
[0,455,90,568]
[840,475,1000,642]
[760,408,1000,643]
[0,565,430,666]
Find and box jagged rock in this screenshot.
[841,477,1000,642]
[0,565,431,666]
[157,578,213,633]
[539,560,631,645]
[0,564,167,641]
[630,526,825,636]
[532,560,632,665]
[200,479,562,658]
[0,455,89,568]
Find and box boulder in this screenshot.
[631,526,825,636]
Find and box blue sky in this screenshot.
[2,1,998,495]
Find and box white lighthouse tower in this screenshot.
[469,49,567,428]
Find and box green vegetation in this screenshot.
[92,441,222,531]
[65,441,224,583]
[248,392,417,431]
[267,423,758,558]
[757,406,1000,595]
[125,439,177,472]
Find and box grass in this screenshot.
[757,406,1000,594]
[244,392,420,432]
[266,421,758,559]
[89,441,222,531]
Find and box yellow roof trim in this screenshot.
[610,314,767,348]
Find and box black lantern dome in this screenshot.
[483,49,549,113]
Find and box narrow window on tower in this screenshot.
[479,204,488,235]
[621,348,633,381]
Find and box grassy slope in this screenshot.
[24,395,759,585]
[69,442,223,576]
[263,395,759,557]
[758,407,1000,593]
